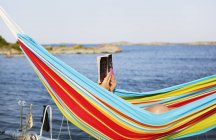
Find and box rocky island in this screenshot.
[0,36,121,56]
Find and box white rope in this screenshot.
[1,6,23,33]
[66,119,72,140]
[0,7,19,37]
[0,6,23,33]
[0,6,24,38]
[58,116,72,140]
[39,105,53,139]
[57,116,64,139]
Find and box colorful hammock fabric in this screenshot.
[1,6,216,139]
[17,34,216,140]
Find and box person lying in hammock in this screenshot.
[99,72,170,114]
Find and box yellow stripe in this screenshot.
[162,113,216,139]
[128,80,216,104]
[164,88,216,106]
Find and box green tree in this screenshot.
[0,36,9,46]
[0,36,21,51]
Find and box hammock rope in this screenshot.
[0,6,23,38]
[58,116,72,140]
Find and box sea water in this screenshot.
[1,45,216,140]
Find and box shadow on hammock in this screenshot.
[182,128,216,140]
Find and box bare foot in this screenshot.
[146,104,170,114]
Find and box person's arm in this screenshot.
[109,74,117,92]
[99,72,112,91]
[99,72,117,92]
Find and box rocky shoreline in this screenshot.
[44,44,122,54]
[0,45,122,56]
[0,43,121,57]
[0,36,122,56]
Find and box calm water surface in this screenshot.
[1,45,216,139]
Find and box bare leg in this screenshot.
[145,104,170,114]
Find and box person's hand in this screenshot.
[110,74,117,92]
[99,72,112,91]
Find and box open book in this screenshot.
[97,54,113,83]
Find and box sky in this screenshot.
[0,0,216,44]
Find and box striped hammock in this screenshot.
[1,6,216,139]
[17,34,216,140]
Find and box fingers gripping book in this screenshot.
[97,54,113,83]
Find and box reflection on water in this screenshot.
[1,45,216,139]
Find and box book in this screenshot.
[97,54,113,83]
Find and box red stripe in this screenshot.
[132,84,216,105]
[159,106,216,139]
[168,89,216,108]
